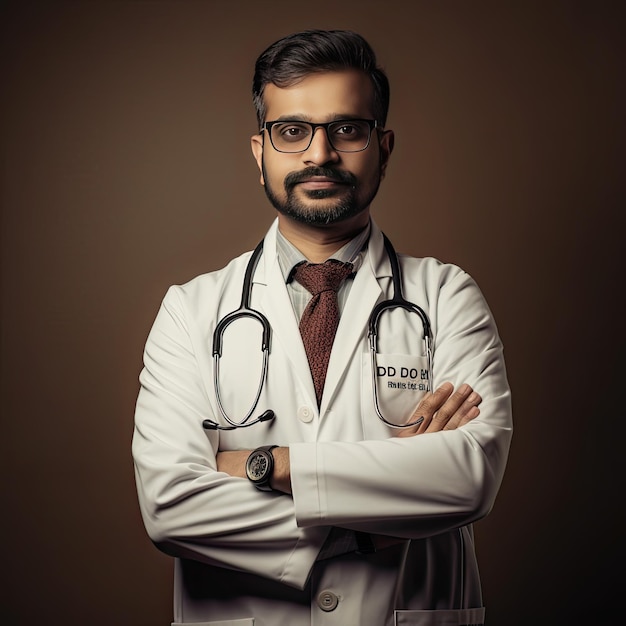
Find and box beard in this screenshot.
[262,162,381,226]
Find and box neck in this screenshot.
[277,213,370,263]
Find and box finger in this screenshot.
[450,405,480,429]
[425,383,475,433]
[398,382,454,436]
[444,391,482,430]
[443,391,482,430]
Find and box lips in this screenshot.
[298,176,345,186]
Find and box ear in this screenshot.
[250,134,265,185]
[379,129,394,178]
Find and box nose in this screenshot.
[303,127,339,165]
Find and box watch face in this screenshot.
[247,451,270,481]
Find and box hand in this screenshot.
[394,382,481,438]
[367,382,481,551]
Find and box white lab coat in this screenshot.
[132,219,512,626]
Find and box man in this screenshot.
[133,29,512,626]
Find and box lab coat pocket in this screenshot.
[394,607,485,625]
[172,617,254,626]
[364,353,429,429]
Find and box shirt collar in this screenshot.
[276,222,371,284]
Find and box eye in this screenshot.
[275,123,310,142]
[334,123,358,136]
[330,121,368,143]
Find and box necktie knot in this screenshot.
[293,260,353,295]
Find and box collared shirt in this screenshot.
[276,223,370,322]
[276,225,370,560]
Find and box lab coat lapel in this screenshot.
[320,224,392,415]
[255,222,318,406]
[253,220,393,414]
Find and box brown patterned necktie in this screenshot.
[293,259,354,406]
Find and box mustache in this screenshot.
[284,167,357,190]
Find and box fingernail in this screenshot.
[467,392,479,403]
[459,383,470,396]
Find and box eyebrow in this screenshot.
[270,114,362,123]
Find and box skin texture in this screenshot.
[250,70,394,262]
[218,69,481,501]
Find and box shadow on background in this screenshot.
[1,1,624,624]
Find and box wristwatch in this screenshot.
[245,445,278,491]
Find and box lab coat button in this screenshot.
[297,406,314,423]
[317,590,339,612]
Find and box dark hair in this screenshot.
[252,29,390,128]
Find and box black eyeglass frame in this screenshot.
[261,119,379,154]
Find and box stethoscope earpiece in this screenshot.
[258,410,275,422]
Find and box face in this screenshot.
[251,70,394,229]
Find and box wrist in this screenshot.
[269,447,291,494]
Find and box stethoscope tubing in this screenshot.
[368,235,432,429]
[203,233,433,431]
[203,241,274,430]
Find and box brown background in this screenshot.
[1,1,624,624]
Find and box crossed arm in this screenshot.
[217,381,482,494]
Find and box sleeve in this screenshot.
[132,285,328,590]
[289,264,513,539]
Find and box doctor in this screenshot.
[133,29,512,626]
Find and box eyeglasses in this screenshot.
[261,119,378,153]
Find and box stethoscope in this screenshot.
[202,234,432,431]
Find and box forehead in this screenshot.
[263,70,375,121]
